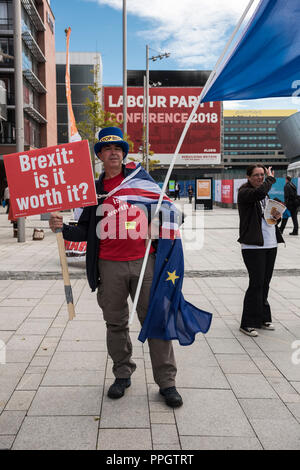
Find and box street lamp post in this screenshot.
[13,0,25,242]
[145,46,170,173]
[123,0,127,135]
[145,45,149,173]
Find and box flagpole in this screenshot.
[201,0,257,101]
[129,0,258,325]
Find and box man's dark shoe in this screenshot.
[107,378,131,399]
[289,232,298,235]
[160,386,183,408]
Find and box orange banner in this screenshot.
[65,27,81,142]
[196,179,211,199]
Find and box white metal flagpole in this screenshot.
[129,0,258,325]
[200,0,257,101]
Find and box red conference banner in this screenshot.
[221,180,234,204]
[104,87,221,163]
[3,140,97,218]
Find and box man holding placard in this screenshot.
[49,127,184,408]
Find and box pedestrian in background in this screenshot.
[284,175,299,235]
[174,182,181,200]
[188,185,193,204]
[272,198,291,234]
[3,182,9,214]
[237,165,284,337]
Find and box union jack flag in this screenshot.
[98,162,181,239]
[99,162,212,346]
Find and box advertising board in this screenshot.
[104,87,221,165]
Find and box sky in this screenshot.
[50,0,300,112]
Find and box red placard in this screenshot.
[221,180,234,204]
[3,140,97,218]
[104,86,221,164]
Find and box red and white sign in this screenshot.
[3,140,97,218]
[221,180,234,204]
[104,87,221,165]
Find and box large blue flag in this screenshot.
[138,238,212,346]
[201,0,300,102]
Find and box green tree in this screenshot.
[128,124,160,172]
[77,82,121,175]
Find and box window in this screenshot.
[70,65,94,84]
[0,36,13,65]
[0,1,13,29]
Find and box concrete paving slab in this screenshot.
[0,411,26,435]
[97,429,152,450]
[216,354,261,374]
[41,370,104,387]
[150,411,175,424]
[5,391,35,411]
[0,298,41,307]
[180,435,263,450]
[264,352,300,381]
[207,338,247,355]
[56,340,107,352]
[16,373,44,391]
[47,351,107,371]
[16,319,52,336]
[62,321,106,341]
[100,393,150,428]
[6,335,44,351]
[12,416,99,450]
[225,374,278,399]
[5,350,35,363]
[0,309,32,330]
[249,418,300,450]
[175,389,255,437]
[0,436,15,450]
[151,424,179,446]
[286,403,300,421]
[27,386,102,416]
[239,398,296,421]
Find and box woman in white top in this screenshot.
[237,165,284,337]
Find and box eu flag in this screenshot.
[138,238,212,346]
[201,0,300,102]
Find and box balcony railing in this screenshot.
[21,0,45,32]
[24,103,47,124]
[22,29,46,63]
[23,68,46,94]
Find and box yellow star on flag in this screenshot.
[166,270,180,285]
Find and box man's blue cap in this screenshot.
[94,127,129,159]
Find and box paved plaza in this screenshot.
[0,201,300,450]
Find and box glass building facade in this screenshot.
[56,52,102,144]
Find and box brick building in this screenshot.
[0,0,57,193]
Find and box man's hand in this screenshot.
[49,212,63,233]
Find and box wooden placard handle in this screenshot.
[55,228,75,320]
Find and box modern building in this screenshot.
[277,111,300,177]
[56,51,102,145]
[223,109,297,178]
[0,0,57,190]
